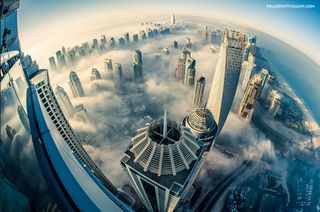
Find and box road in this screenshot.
[191,150,262,212]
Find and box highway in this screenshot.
[192,148,262,212]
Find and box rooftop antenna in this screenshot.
[163,109,167,138]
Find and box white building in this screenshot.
[207,29,246,134]
[55,85,74,118]
[69,71,85,97]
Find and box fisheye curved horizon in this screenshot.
[1,0,320,211]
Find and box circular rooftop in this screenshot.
[129,120,200,176]
[183,107,217,141]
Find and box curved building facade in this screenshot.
[207,29,246,134]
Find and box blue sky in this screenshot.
[18,0,320,64]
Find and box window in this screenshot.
[141,178,158,212]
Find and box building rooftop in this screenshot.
[182,107,217,146]
[121,110,211,193]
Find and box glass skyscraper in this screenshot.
[68,71,85,97]
[207,29,246,133]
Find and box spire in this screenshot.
[163,109,167,138]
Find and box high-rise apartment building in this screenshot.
[73,103,89,123]
[133,49,143,83]
[124,32,130,43]
[266,89,282,118]
[119,37,125,46]
[193,76,206,107]
[48,56,57,70]
[239,53,256,93]
[133,34,139,42]
[114,63,123,84]
[171,14,175,25]
[109,37,115,48]
[55,85,74,118]
[238,69,268,122]
[139,30,146,40]
[184,55,196,87]
[207,29,246,133]
[90,68,102,81]
[68,71,85,97]
[175,49,191,81]
[56,50,67,69]
[104,58,113,71]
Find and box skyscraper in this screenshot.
[92,38,99,51]
[121,110,209,212]
[90,68,102,81]
[170,14,176,25]
[266,89,282,118]
[133,49,143,83]
[185,37,192,49]
[109,37,115,47]
[67,49,77,67]
[175,49,191,81]
[238,74,264,122]
[119,37,125,46]
[239,53,256,93]
[173,40,178,49]
[73,104,89,123]
[124,32,130,43]
[184,54,196,87]
[55,85,74,118]
[68,71,85,97]
[193,76,206,107]
[100,34,107,49]
[56,50,66,69]
[114,63,123,84]
[23,54,39,78]
[207,29,246,133]
[139,30,146,40]
[104,58,113,71]
[133,34,139,42]
[175,57,186,81]
[147,29,154,38]
[48,56,57,70]
[258,68,269,97]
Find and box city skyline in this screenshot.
[18,0,320,67]
[1,1,320,211]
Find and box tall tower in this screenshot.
[55,85,74,118]
[239,53,256,93]
[193,76,206,107]
[124,32,130,43]
[68,71,85,97]
[133,49,143,83]
[48,56,57,70]
[184,55,196,87]
[266,89,282,118]
[170,14,176,25]
[114,63,123,84]
[90,68,102,81]
[207,29,246,133]
[238,75,261,122]
[104,58,113,71]
[121,111,208,212]
[175,49,191,81]
[175,57,185,81]
[56,50,66,69]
